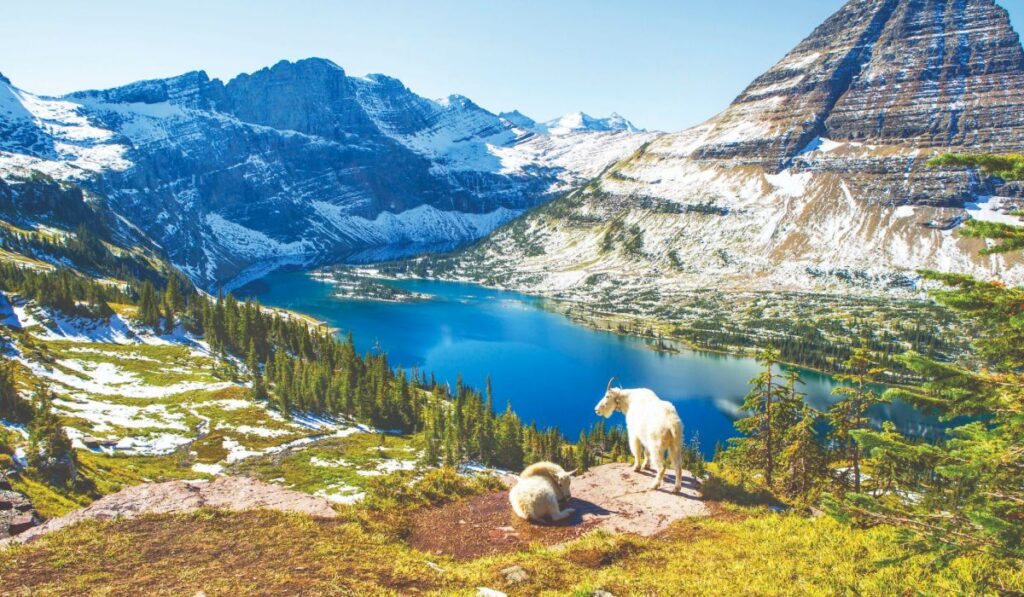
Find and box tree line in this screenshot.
[722,155,1024,567]
[0,260,631,476]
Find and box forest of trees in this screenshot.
[722,344,885,500]
[1,153,1020,567]
[722,156,1024,565]
[0,259,632,475]
[670,306,957,380]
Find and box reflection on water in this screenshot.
[239,269,947,457]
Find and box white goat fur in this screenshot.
[595,382,684,492]
[509,461,576,522]
[520,461,573,502]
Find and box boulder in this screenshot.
[8,512,37,535]
[0,489,32,512]
[0,487,40,539]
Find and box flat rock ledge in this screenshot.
[410,463,708,560]
[571,463,708,535]
[2,476,337,546]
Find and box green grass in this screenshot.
[10,450,206,519]
[452,511,1023,596]
[16,334,319,464]
[928,152,1024,181]
[229,431,423,497]
[43,341,224,387]
[2,497,1019,595]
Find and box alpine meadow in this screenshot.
[1,1,1023,595]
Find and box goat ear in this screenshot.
[565,469,578,477]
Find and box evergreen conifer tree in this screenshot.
[0,358,30,423]
[828,154,1024,561]
[731,348,791,488]
[27,383,75,483]
[136,281,161,329]
[828,342,885,492]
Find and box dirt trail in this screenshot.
[410,463,707,560]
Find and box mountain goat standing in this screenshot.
[594,378,684,492]
[509,461,576,523]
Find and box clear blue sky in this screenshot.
[4,0,1023,131]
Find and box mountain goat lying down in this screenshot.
[595,378,684,493]
[509,461,576,523]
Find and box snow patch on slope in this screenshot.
[0,80,131,179]
[312,203,522,246]
[206,214,315,261]
[965,196,1024,227]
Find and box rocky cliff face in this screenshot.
[666,0,1024,205]
[0,59,654,287]
[432,0,1024,300]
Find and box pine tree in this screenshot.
[731,348,793,488]
[575,430,591,472]
[86,284,113,319]
[781,405,826,499]
[137,281,161,329]
[495,401,524,470]
[27,383,76,483]
[827,161,1024,562]
[442,411,458,466]
[246,340,269,402]
[0,358,30,423]
[828,342,885,492]
[162,279,183,333]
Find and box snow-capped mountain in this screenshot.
[534,112,643,135]
[498,110,643,136]
[428,0,1024,302]
[0,59,654,287]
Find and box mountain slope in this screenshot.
[427,0,1024,303]
[0,60,655,288]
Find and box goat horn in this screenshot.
[606,376,618,392]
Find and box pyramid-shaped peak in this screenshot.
[684,0,1024,169]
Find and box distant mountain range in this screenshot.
[500,111,644,135]
[0,60,654,287]
[426,0,1024,302]
[2,0,1023,298]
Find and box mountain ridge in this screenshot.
[0,58,655,288]
[398,0,1024,305]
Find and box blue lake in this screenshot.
[239,270,938,456]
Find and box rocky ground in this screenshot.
[0,472,40,540]
[6,463,707,556]
[409,463,707,560]
[3,476,337,546]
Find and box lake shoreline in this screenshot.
[323,266,854,381]
[239,268,944,454]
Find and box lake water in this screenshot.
[239,270,938,456]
